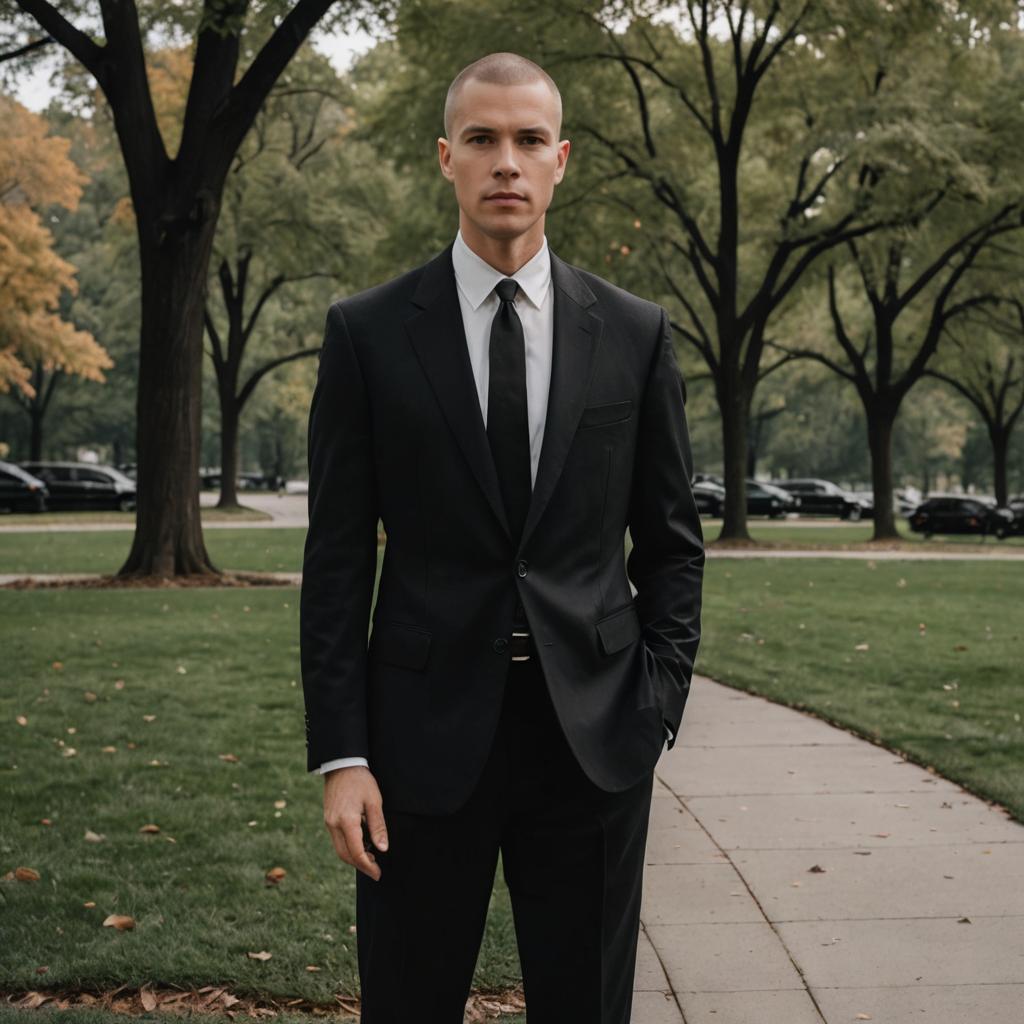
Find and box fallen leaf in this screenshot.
[83,901,96,908]
[247,950,272,961]
[958,916,971,924]
[16,715,27,726]
[854,643,870,651]
[114,680,125,689]
[219,753,239,763]
[176,665,187,674]
[62,748,77,758]
[84,829,105,843]
[265,866,287,884]
[273,800,287,809]
[101,746,117,753]
[808,864,826,873]
[953,644,968,652]
[140,988,158,1011]
[83,692,98,703]
[856,1015,873,1021]
[103,914,135,930]
[52,662,63,671]
[139,823,161,834]
[15,867,41,882]
[142,714,156,722]
[306,965,321,972]
[35,966,48,975]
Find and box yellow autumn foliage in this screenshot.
[0,95,112,397]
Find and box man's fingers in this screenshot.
[341,816,381,881]
[365,803,389,853]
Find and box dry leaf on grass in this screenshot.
[139,823,161,834]
[265,866,287,884]
[103,914,135,930]
[246,950,273,961]
[219,753,239,763]
[140,987,158,1011]
[14,866,41,882]
[84,829,105,843]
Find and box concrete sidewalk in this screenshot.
[632,674,1024,1023]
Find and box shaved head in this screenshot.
[444,51,562,138]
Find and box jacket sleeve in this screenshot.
[626,306,705,749]
[300,301,379,772]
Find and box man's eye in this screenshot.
[468,135,491,144]
[522,136,543,145]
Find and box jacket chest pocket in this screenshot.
[577,399,633,430]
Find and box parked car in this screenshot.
[747,479,800,518]
[0,460,49,513]
[19,461,137,512]
[771,478,870,520]
[907,495,1014,540]
[691,479,725,517]
[1007,496,1024,536]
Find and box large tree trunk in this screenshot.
[990,424,1009,507]
[29,404,43,461]
[867,405,899,541]
[217,393,241,509]
[118,209,219,577]
[718,376,752,542]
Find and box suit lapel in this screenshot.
[518,251,602,552]
[404,243,603,553]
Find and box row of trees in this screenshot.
[2,0,1023,577]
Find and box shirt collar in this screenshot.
[452,228,551,311]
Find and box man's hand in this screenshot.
[323,765,389,881]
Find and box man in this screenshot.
[300,51,704,1023]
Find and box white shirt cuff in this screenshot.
[318,756,369,773]
[664,723,674,744]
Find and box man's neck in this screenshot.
[458,216,545,276]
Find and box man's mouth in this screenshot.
[485,192,527,205]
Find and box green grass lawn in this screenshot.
[2,543,1021,1019]
[0,586,520,1008]
[717,517,1024,549]
[696,558,1024,821]
[0,528,307,576]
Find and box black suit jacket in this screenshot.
[300,243,705,815]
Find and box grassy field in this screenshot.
[0,528,304,576]
[2,536,1021,1020]
[0,585,519,1008]
[696,558,1024,821]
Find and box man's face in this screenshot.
[438,78,570,243]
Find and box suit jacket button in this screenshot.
[493,637,508,653]
[516,560,528,578]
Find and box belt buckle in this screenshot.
[511,631,531,661]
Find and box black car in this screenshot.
[19,461,137,512]
[0,460,49,513]
[692,479,725,517]
[747,479,799,518]
[772,478,870,520]
[908,495,1015,540]
[1007,496,1024,536]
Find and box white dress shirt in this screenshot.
[317,231,671,775]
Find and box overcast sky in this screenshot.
[14,25,377,112]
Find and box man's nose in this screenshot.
[492,140,520,178]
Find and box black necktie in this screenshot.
[486,278,532,546]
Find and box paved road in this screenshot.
[631,675,1024,1023]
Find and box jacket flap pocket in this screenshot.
[595,602,642,655]
[578,399,633,429]
[370,620,432,670]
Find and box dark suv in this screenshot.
[19,461,137,512]
[0,460,49,513]
[908,495,1014,540]
[772,478,871,520]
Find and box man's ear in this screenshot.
[553,138,571,185]
[438,137,454,182]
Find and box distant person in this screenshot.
[300,51,704,1022]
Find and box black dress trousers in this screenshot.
[354,654,656,1023]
